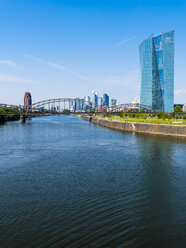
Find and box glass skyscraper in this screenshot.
[139,30,174,112]
[103,93,109,107]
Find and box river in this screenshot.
[0,115,186,247]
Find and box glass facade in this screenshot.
[140,31,174,112]
[103,93,109,107]
[91,89,98,108]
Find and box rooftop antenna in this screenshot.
[161,25,163,34]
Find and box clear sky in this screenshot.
[0,0,186,105]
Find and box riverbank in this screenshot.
[0,115,20,124]
[0,113,51,124]
[81,115,186,137]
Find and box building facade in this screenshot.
[111,99,117,106]
[92,89,98,108]
[139,30,174,112]
[24,92,32,108]
[103,93,109,107]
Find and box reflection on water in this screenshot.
[0,115,186,248]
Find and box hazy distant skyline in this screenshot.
[0,0,186,105]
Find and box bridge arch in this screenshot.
[30,98,154,113]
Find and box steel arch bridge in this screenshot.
[30,98,154,113]
[0,99,155,115]
[30,98,83,110]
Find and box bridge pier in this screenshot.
[20,114,26,123]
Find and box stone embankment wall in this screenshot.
[81,116,186,137]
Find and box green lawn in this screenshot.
[105,115,186,125]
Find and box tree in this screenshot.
[174,105,183,113]
[62,109,70,114]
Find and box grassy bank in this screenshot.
[98,113,186,125]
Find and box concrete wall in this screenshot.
[81,116,186,137]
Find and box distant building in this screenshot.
[92,89,98,108]
[103,93,109,107]
[131,97,140,105]
[111,99,117,106]
[24,92,32,108]
[69,101,75,112]
[183,104,186,112]
[84,96,91,103]
[79,99,84,110]
[75,98,80,111]
[140,30,174,112]
[100,97,103,107]
[84,96,91,111]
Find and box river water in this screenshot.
[0,115,186,248]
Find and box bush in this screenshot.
[140,113,146,119]
[119,112,127,118]
[156,112,166,119]
[62,109,70,114]
[103,113,109,117]
[174,106,183,113]
[136,113,140,119]
[183,115,186,121]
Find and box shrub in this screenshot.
[174,106,183,113]
[136,113,140,119]
[140,113,146,119]
[183,115,186,121]
[119,112,124,118]
[156,112,166,119]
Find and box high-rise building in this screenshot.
[24,92,32,108]
[75,98,80,111]
[100,97,103,107]
[92,89,98,109]
[103,93,109,107]
[84,96,91,111]
[139,30,174,112]
[111,99,117,106]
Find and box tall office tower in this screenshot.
[84,96,91,103]
[95,93,98,108]
[92,89,98,109]
[111,99,117,106]
[92,89,95,108]
[24,92,32,108]
[139,30,174,112]
[84,96,91,111]
[75,98,80,111]
[79,99,84,110]
[103,93,109,107]
[100,97,103,107]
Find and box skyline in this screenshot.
[0,0,186,105]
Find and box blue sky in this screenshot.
[0,0,186,105]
